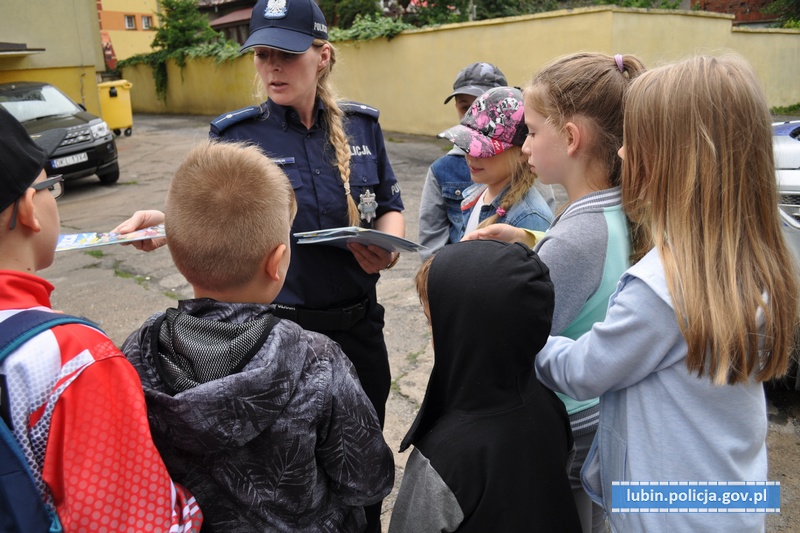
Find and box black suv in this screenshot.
[0,81,119,184]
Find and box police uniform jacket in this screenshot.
[210,98,404,310]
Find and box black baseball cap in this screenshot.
[240,0,329,54]
[443,62,508,105]
[0,106,66,213]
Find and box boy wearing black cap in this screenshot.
[0,107,203,532]
[418,62,509,260]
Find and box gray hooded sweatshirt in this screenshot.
[123,299,394,533]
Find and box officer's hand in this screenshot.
[461,223,529,245]
[348,243,395,274]
[111,210,167,252]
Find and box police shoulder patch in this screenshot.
[210,106,264,135]
[340,101,380,120]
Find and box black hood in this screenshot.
[401,240,554,451]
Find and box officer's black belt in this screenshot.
[272,297,369,332]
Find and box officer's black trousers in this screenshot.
[300,290,391,532]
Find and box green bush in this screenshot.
[594,0,680,8]
[764,0,800,27]
[772,102,800,116]
[117,0,237,101]
[337,0,383,29]
[318,0,338,27]
[329,14,414,42]
[405,1,469,26]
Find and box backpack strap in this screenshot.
[0,418,56,532]
[0,310,101,533]
[0,310,101,362]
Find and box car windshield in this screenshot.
[0,85,81,123]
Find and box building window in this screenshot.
[124,15,136,30]
[142,15,152,30]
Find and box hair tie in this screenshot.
[496,207,507,217]
[614,54,624,73]
[343,181,351,195]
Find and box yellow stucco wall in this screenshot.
[0,67,102,116]
[124,57,257,115]
[122,7,800,135]
[106,30,158,61]
[1,0,104,115]
[103,0,159,14]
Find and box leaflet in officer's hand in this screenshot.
[56,225,166,252]
[294,227,426,253]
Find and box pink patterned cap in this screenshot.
[437,86,527,159]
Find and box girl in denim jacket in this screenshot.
[437,86,553,240]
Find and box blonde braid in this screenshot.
[477,150,535,228]
[315,40,361,226]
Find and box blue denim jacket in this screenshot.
[429,152,473,244]
[458,182,553,240]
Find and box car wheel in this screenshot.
[113,128,121,136]
[124,128,132,137]
[97,164,120,185]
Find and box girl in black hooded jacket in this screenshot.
[389,239,581,532]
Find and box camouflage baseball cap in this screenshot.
[443,62,508,104]
[437,86,528,159]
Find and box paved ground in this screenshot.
[43,114,799,530]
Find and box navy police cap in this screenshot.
[241,0,329,54]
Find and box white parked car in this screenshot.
[775,120,800,237]
[774,119,800,389]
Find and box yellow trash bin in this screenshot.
[97,80,133,136]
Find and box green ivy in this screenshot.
[118,50,171,101]
[185,40,242,63]
[116,0,238,102]
[595,0,680,8]
[772,102,800,115]
[329,14,414,42]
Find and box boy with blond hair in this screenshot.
[122,140,394,532]
[0,107,203,532]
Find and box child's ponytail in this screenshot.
[477,153,536,228]
[526,52,646,261]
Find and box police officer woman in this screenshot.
[211,0,404,429]
[114,1,404,529]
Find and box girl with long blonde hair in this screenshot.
[535,54,798,533]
